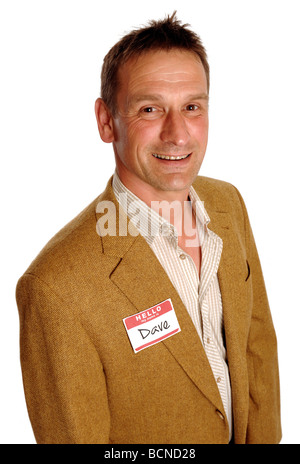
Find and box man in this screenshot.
[16,13,281,444]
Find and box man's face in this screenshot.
[111,49,209,198]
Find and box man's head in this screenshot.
[100,12,210,117]
[95,13,210,201]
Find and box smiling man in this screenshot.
[16,13,281,444]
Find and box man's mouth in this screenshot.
[152,153,191,160]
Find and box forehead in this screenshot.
[117,49,208,102]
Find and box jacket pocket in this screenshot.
[245,260,251,282]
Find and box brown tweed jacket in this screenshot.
[16,176,281,444]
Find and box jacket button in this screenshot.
[216,410,225,420]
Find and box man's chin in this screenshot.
[155,171,199,191]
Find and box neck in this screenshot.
[115,170,194,230]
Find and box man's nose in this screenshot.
[160,111,190,146]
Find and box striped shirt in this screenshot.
[112,172,232,440]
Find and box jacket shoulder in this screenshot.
[193,175,250,234]
[193,175,243,208]
[18,178,116,284]
[17,197,100,288]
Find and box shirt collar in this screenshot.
[112,171,210,246]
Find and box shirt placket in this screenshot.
[176,247,202,341]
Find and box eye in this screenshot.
[142,106,157,113]
[139,106,161,119]
[186,104,199,111]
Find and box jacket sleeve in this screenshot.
[235,188,282,444]
[16,273,110,444]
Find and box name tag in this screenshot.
[123,299,181,353]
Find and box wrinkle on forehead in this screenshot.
[135,70,201,84]
[131,51,204,80]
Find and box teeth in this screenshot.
[153,153,190,160]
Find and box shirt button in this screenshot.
[206,337,211,344]
[179,254,186,260]
[160,224,170,236]
[216,377,222,383]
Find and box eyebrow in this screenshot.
[126,94,163,110]
[186,93,209,101]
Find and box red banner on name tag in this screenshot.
[124,300,173,330]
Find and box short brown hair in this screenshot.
[100,12,210,115]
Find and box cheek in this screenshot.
[127,120,160,147]
[190,118,209,142]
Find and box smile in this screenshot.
[152,153,191,160]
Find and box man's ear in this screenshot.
[95,98,115,143]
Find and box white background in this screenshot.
[1,0,299,444]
